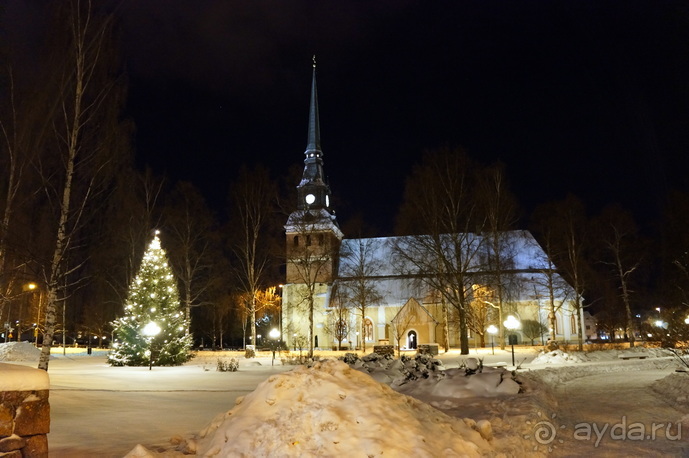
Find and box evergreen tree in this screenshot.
[108,232,193,366]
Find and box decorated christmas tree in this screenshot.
[108,232,193,366]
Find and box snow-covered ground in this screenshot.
[1,342,688,456]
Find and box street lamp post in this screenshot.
[278,285,283,341]
[503,315,521,367]
[269,328,280,366]
[142,322,161,370]
[486,325,498,355]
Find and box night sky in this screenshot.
[6,1,689,235]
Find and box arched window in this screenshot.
[364,318,374,342]
[318,234,325,245]
[570,314,577,335]
[293,236,299,247]
[306,235,312,246]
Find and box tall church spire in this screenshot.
[306,55,321,155]
[297,55,331,212]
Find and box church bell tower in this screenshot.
[285,57,343,285]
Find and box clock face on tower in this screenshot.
[305,193,316,205]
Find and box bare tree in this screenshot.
[467,284,493,348]
[38,1,126,370]
[394,147,484,355]
[285,219,340,358]
[324,285,350,350]
[551,195,589,350]
[595,205,643,348]
[521,319,547,346]
[228,165,278,353]
[337,238,385,354]
[163,181,218,335]
[476,162,520,349]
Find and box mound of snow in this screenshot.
[652,372,689,405]
[141,359,493,457]
[531,349,587,365]
[398,367,522,400]
[0,341,42,361]
[345,352,445,385]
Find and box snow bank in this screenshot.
[0,362,49,391]
[531,349,587,365]
[0,341,42,362]
[652,371,689,406]
[130,359,493,457]
[346,353,523,401]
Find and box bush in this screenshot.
[217,358,239,372]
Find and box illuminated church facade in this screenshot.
[282,62,584,352]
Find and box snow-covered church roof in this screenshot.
[332,230,575,307]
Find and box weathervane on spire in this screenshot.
[313,55,316,68]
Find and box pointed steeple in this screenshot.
[297,55,331,212]
[306,55,321,155]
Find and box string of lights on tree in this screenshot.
[108,231,193,367]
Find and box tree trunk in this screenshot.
[308,295,314,358]
[459,305,469,355]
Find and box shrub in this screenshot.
[217,358,239,372]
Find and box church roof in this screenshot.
[285,208,343,238]
[333,230,575,307]
[337,230,552,277]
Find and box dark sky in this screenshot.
[6,1,689,235]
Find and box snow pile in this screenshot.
[531,349,587,365]
[345,353,523,401]
[652,371,689,406]
[398,366,522,400]
[0,341,42,361]
[583,346,672,361]
[130,359,494,457]
[344,352,445,385]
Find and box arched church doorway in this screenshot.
[407,330,417,349]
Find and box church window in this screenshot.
[293,236,299,246]
[306,235,312,246]
[318,234,325,245]
[364,318,374,342]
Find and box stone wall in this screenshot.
[0,363,50,458]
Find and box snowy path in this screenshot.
[551,369,689,457]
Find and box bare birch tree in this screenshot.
[38,1,124,370]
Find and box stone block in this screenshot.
[0,392,23,408]
[23,434,48,458]
[13,400,49,436]
[0,435,26,453]
[0,403,13,437]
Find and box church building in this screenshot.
[282,61,584,352]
